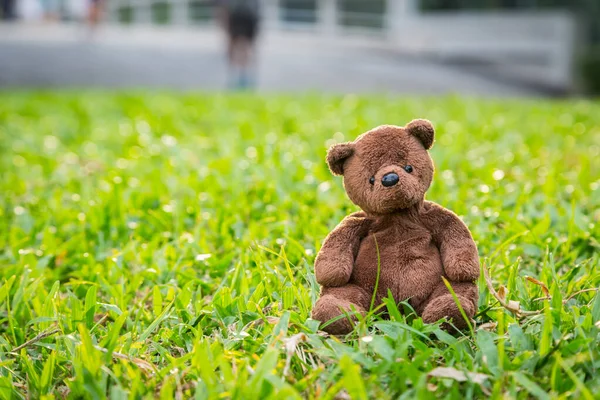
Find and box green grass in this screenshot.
[1,92,599,399]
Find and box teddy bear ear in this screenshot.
[406,119,435,150]
[326,142,354,175]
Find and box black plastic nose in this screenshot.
[381,172,399,187]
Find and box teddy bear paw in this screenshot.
[312,295,363,335]
[421,293,475,330]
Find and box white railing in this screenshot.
[104,0,404,32]
[392,10,577,91]
[102,0,576,92]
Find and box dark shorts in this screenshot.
[228,9,258,40]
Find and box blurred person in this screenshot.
[216,0,260,90]
[40,0,59,20]
[1,0,16,20]
[87,0,104,33]
[38,0,50,19]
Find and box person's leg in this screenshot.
[242,16,258,88]
[227,37,235,65]
[1,0,10,20]
[227,36,254,89]
[89,2,98,26]
[227,11,245,88]
[87,0,104,33]
[227,36,242,89]
[236,37,253,88]
[228,13,258,89]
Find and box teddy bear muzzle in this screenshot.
[381,172,400,187]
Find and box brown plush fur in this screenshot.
[312,120,479,334]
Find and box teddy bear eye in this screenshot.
[369,176,375,185]
[404,165,414,173]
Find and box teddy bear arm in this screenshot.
[424,203,480,282]
[440,237,480,282]
[315,212,370,287]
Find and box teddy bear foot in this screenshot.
[312,294,366,335]
[421,293,476,331]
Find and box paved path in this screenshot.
[0,23,543,96]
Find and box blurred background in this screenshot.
[1,0,599,96]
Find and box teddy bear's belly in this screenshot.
[351,231,444,307]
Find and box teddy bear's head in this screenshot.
[327,120,435,214]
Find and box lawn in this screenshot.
[0,92,599,399]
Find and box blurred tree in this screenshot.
[189,0,214,24]
[337,0,386,29]
[280,0,317,23]
[152,1,170,24]
[117,5,132,23]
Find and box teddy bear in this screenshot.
[312,120,480,334]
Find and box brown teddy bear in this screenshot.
[312,120,480,334]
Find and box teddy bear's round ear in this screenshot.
[406,119,435,150]
[326,142,354,175]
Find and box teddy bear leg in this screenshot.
[420,281,478,330]
[312,284,371,335]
